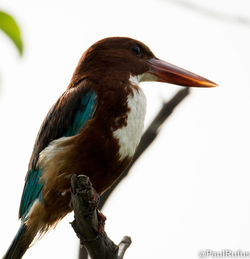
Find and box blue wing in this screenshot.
[19,83,97,219]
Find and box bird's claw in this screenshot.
[97,210,106,233]
[88,190,100,208]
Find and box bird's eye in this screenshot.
[131,45,142,56]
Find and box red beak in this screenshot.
[147,58,218,88]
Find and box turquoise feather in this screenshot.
[19,169,42,218]
[65,90,96,136]
[19,90,97,219]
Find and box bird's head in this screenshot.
[70,37,217,88]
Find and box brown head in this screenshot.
[69,36,217,88]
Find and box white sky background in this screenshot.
[1,0,250,258]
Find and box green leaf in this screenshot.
[0,10,23,55]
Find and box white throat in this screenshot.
[113,77,147,160]
[129,72,158,85]
[129,74,142,85]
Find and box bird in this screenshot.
[4,37,217,258]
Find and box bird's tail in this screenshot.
[3,222,38,259]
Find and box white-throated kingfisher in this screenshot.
[4,37,217,258]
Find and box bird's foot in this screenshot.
[88,190,100,208]
[97,210,106,233]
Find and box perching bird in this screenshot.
[4,37,217,258]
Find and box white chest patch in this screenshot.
[113,85,147,160]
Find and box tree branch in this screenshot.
[71,174,131,259]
